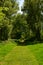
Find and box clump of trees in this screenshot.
[11,14,30,42]
[0,0,19,41]
[22,0,41,41]
[0,0,43,44]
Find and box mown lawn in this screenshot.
[0,41,43,65]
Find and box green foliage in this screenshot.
[0,0,43,42]
[0,0,19,41]
[22,0,41,41]
[0,18,9,40]
[11,14,30,42]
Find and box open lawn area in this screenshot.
[0,41,43,65]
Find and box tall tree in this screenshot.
[0,0,19,40]
[40,0,43,21]
[22,0,41,41]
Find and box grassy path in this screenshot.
[0,46,39,65]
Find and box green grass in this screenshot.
[0,41,43,65]
[28,43,43,65]
[0,41,16,61]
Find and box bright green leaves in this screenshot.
[0,7,9,21]
[0,12,5,21]
[0,0,19,41]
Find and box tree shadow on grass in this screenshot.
[15,41,37,46]
[6,39,43,46]
[15,39,43,46]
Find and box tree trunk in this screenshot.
[35,27,41,41]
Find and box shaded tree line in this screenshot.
[0,0,43,43]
